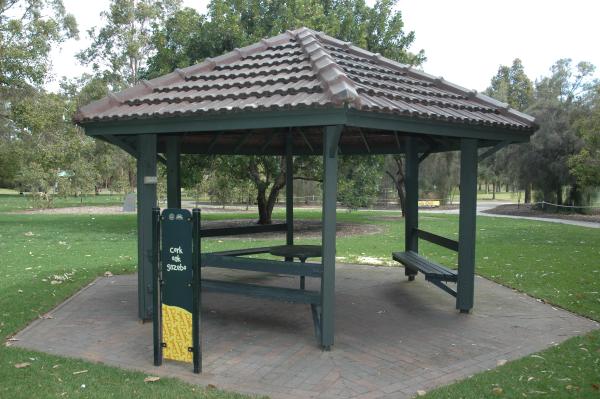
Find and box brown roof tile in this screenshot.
[74,27,536,131]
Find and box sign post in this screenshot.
[153,208,201,373]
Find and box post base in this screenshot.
[459,309,470,314]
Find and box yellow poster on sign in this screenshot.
[162,303,193,362]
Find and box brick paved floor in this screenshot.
[14,264,598,399]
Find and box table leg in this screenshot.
[300,256,307,290]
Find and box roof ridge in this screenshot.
[311,28,536,127]
[293,28,361,108]
[74,31,297,123]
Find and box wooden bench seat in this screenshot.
[392,251,457,282]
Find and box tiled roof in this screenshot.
[74,27,536,132]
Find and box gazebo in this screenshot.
[74,27,537,350]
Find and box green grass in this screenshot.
[0,193,124,212]
[1,347,252,399]
[0,207,598,398]
[424,330,600,398]
[477,190,523,201]
[0,213,252,398]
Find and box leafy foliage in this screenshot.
[338,155,384,209]
[77,0,182,88]
[0,0,78,89]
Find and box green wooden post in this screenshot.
[457,138,478,313]
[166,136,181,208]
[192,209,202,374]
[137,134,157,320]
[286,130,294,246]
[321,125,342,350]
[152,207,162,366]
[404,136,419,279]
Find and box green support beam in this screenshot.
[137,134,157,320]
[286,130,294,246]
[404,137,419,279]
[166,136,181,208]
[457,138,478,312]
[321,125,342,350]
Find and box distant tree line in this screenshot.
[1,0,598,216]
[480,58,599,207]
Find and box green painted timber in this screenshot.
[478,140,511,161]
[415,229,459,252]
[392,251,457,297]
[392,251,457,281]
[457,138,478,312]
[192,209,202,374]
[404,137,419,268]
[201,279,321,305]
[152,207,162,366]
[104,135,138,158]
[137,134,157,320]
[202,254,323,277]
[208,247,274,257]
[166,136,181,208]
[286,129,294,247]
[81,107,532,144]
[199,223,287,237]
[321,125,341,349]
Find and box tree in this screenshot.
[484,59,534,202]
[0,0,78,189]
[78,0,182,88]
[569,83,600,188]
[525,59,595,205]
[420,152,459,204]
[61,74,138,194]
[9,89,94,201]
[384,155,405,214]
[338,155,384,209]
[144,0,424,223]
[0,0,78,90]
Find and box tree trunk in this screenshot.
[385,155,406,216]
[524,183,531,203]
[257,187,270,224]
[492,182,496,199]
[556,186,562,206]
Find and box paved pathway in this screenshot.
[423,201,600,229]
[13,266,598,399]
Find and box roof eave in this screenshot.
[78,106,534,144]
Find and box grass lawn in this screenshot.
[0,207,598,398]
[477,190,523,201]
[0,193,124,212]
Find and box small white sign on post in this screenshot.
[144,176,158,184]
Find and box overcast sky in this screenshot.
[47,0,600,93]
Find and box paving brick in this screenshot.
[12,265,598,399]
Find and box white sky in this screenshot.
[47,0,600,93]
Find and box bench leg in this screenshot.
[300,276,305,290]
[405,267,417,281]
[408,274,415,281]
